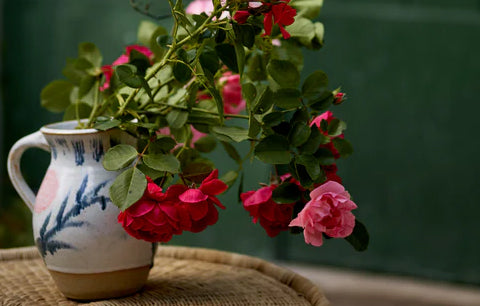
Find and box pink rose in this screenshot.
[241,185,295,237]
[220,72,246,114]
[186,0,229,18]
[289,181,357,247]
[165,169,227,233]
[186,0,213,14]
[100,45,153,91]
[117,178,181,243]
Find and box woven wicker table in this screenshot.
[0,245,329,305]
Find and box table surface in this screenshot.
[0,245,329,305]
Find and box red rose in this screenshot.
[118,178,180,243]
[165,169,227,233]
[241,186,294,237]
[310,110,344,159]
[233,10,251,24]
[334,92,346,105]
[263,1,296,39]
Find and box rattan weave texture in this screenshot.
[0,245,329,305]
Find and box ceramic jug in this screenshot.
[7,120,155,300]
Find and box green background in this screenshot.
[1,0,479,285]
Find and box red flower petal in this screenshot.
[233,10,250,24]
[179,189,209,203]
[242,186,273,207]
[263,12,273,36]
[127,199,156,217]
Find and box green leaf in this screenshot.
[267,60,300,88]
[271,40,303,71]
[143,153,180,174]
[194,135,217,153]
[327,118,346,137]
[296,154,321,180]
[247,52,267,81]
[290,0,324,20]
[298,126,326,154]
[103,144,138,171]
[254,135,291,164]
[288,122,311,147]
[78,42,102,67]
[182,161,214,184]
[252,85,273,114]
[199,49,220,76]
[40,80,74,112]
[211,126,249,142]
[199,76,223,122]
[242,82,256,111]
[129,49,151,76]
[150,26,169,59]
[78,75,96,98]
[166,109,189,129]
[63,102,93,121]
[215,28,226,43]
[220,170,238,187]
[94,119,121,131]
[274,88,302,110]
[262,111,285,127]
[137,20,158,46]
[345,220,369,252]
[234,36,246,76]
[272,182,301,204]
[332,138,353,158]
[149,136,177,153]
[248,113,261,138]
[233,23,256,49]
[302,70,328,100]
[136,164,165,181]
[157,34,172,48]
[312,22,325,49]
[62,58,92,85]
[289,160,313,187]
[170,126,189,143]
[285,17,315,48]
[309,91,334,111]
[116,64,143,88]
[110,167,147,211]
[221,141,242,164]
[173,61,192,83]
[215,44,238,73]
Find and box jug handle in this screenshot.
[7,131,50,212]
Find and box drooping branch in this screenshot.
[129,0,172,20]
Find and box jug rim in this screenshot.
[40,120,101,135]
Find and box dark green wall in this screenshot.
[1,0,479,285]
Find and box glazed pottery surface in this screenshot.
[7,120,154,299]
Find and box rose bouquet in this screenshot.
[40,0,368,251]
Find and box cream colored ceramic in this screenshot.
[7,120,155,300]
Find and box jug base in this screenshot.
[48,265,150,301]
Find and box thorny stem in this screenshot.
[87,2,232,126]
[139,101,249,119]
